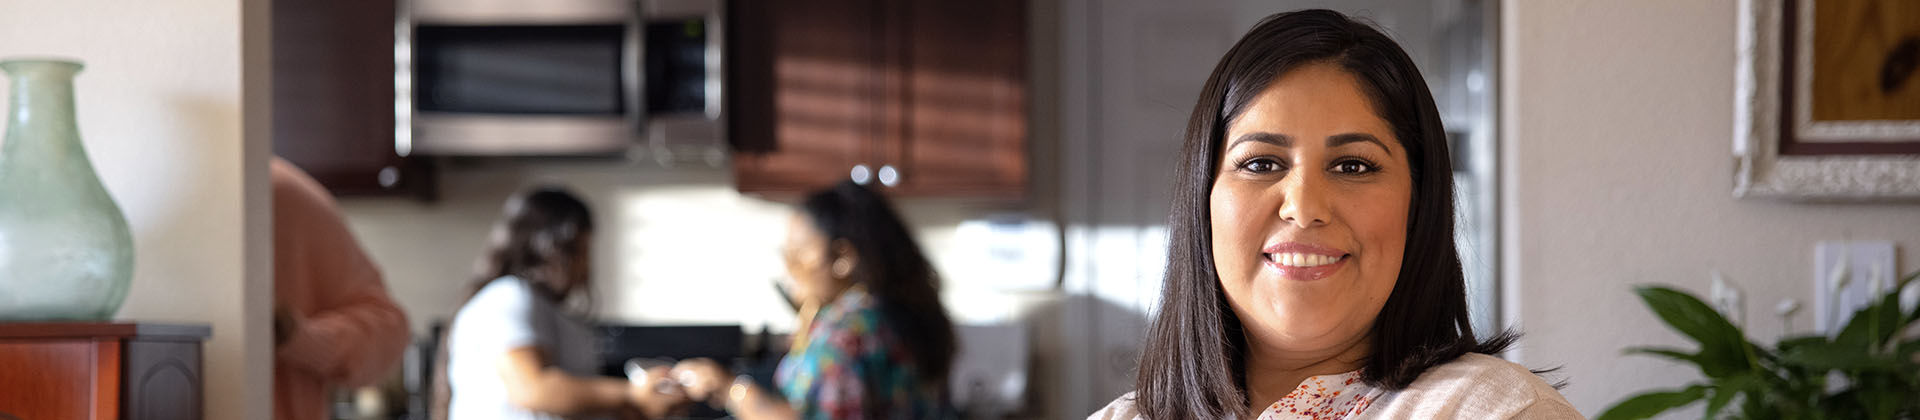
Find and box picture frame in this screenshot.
[1734,0,1920,200]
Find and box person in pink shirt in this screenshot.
[272,157,412,420]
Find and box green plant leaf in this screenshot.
[1900,271,1920,328]
[1624,346,1701,365]
[1835,307,1873,349]
[1776,335,1829,352]
[1706,374,1759,418]
[1594,385,1708,420]
[1634,286,1753,377]
[1779,339,1893,371]
[1872,289,1902,347]
[1855,382,1903,420]
[1833,282,1909,351]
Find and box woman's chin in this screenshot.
[1251,300,1350,338]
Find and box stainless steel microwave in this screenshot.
[397,0,725,163]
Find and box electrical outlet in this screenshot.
[1812,241,1897,334]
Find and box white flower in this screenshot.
[1775,299,1801,317]
[1828,250,1851,295]
[1776,298,1801,335]
[1711,271,1744,327]
[1902,281,1918,319]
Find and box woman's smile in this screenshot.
[1261,241,1351,281]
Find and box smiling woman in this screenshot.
[1088,10,1582,420]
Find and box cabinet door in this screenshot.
[0,340,119,420]
[731,0,883,197]
[273,0,431,198]
[122,340,202,420]
[883,0,1028,199]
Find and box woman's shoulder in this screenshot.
[452,276,546,325]
[1362,353,1584,419]
[1087,392,1147,420]
[464,277,530,307]
[817,289,886,328]
[1420,352,1543,385]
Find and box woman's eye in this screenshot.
[1239,158,1283,173]
[1331,159,1376,174]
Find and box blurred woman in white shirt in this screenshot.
[446,186,687,420]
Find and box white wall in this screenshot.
[1500,0,1920,417]
[336,164,806,333]
[338,162,1056,335]
[0,0,273,418]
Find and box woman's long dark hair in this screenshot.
[800,181,958,387]
[1135,10,1514,420]
[467,186,596,302]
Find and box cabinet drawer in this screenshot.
[0,339,119,420]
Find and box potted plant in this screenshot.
[1596,271,1919,420]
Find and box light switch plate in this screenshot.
[1813,240,1897,334]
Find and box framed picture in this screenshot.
[1735,0,1920,200]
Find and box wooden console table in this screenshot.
[0,322,210,420]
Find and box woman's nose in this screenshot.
[1277,172,1330,229]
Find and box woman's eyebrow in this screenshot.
[1229,132,1291,149]
[1328,133,1392,156]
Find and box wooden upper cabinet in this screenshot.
[886,0,1028,198]
[731,0,1029,200]
[273,0,433,198]
[730,0,881,197]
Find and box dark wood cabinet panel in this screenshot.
[887,0,1028,198]
[731,0,1028,200]
[273,0,433,198]
[0,323,208,420]
[730,0,882,197]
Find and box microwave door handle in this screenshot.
[626,16,646,137]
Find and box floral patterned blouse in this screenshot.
[775,289,943,420]
[1255,371,1385,420]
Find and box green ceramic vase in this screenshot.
[0,58,134,320]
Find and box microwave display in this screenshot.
[644,19,708,115]
[415,24,627,115]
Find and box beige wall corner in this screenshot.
[0,0,273,417]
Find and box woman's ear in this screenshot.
[829,239,859,280]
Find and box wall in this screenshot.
[1500,0,1920,417]
[0,0,273,418]
[338,162,1058,334]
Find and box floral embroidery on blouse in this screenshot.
[1256,371,1385,420]
[774,289,942,420]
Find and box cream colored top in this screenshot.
[1089,353,1585,420]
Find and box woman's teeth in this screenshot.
[1268,252,1340,267]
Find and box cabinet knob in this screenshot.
[877,165,900,187]
[850,164,873,185]
[378,166,401,189]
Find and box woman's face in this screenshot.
[781,214,843,305]
[1209,62,1412,357]
[563,231,594,294]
